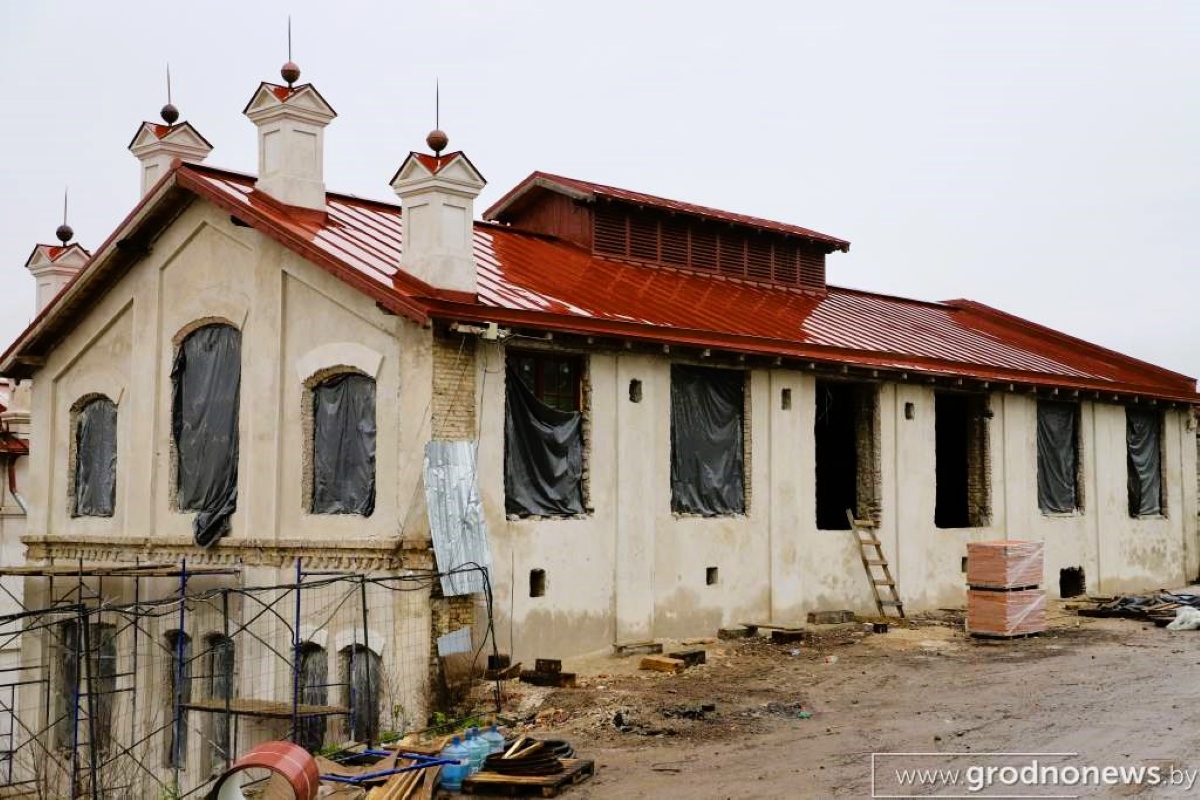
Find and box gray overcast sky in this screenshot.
[1,2,1197,377]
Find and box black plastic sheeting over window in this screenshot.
[1127,407,1162,517]
[296,644,328,753]
[504,366,583,516]
[74,397,117,517]
[1037,401,1078,513]
[343,645,382,744]
[312,374,377,516]
[172,324,241,547]
[670,365,745,516]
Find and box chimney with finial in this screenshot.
[390,93,486,296]
[243,24,337,212]
[128,66,214,197]
[25,191,90,313]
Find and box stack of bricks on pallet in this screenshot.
[966,540,1045,638]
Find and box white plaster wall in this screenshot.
[479,347,618,659]
[485,360,1198,661]
[27,202,431,549]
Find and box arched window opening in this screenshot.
[311,373,376,516]
[203,634,235,772]
[172,323,241,546]
[73,396,117,517]
[296,643,327,753]
[341,644,381,745]
[163,630,192,769]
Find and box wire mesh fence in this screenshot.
[0,561,495,799]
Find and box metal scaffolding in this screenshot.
[0,559,496,799]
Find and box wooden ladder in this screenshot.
[846,509,905,620]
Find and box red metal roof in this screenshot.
[485,171,852,252]
[3,162,1195,403]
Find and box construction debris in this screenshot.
[520,669,578,687]
[807,610,855,625]
[613,640,663,656]
[666,648,707,667]
[1075,591,1200,625]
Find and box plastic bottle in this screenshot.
[465,727,488,774]
[482,723,505,756]
[439,735,470,790]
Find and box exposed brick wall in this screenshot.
[432,334,477,440]
[742,373,752,514]
[427,587,478,711]
[966,395,992,527]
[854,385,883,525]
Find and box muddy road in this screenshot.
[504,606,1200,798]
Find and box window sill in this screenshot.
[1040,510,1083,519]
[506,513,591,522]
[1130,514,1168,521]
[671,512,748,520]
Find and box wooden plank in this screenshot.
[461,760,594,797]
[738,621,804,633]
[181,697,349,717]
[415,766,442,800]
[639,656,685,673]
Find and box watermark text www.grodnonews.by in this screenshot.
[871,752,1200,797]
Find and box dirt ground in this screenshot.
[491,596,1200,798]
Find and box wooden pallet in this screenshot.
[846,510,905,620]
[461,759,595,797]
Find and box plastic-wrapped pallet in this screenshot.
[967,589,1046,637]
[966,540,1044,589]
[966,540,1045,638]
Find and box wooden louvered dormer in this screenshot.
[591,201,830,291]
[484,172,850,292]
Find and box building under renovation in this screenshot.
[0,58,1198,795]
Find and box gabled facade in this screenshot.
[1,66,1198,788]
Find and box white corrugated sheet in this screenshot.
[424,440,492,596]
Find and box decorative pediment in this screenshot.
[242,82,337,125]
[127,121,213,158]
[24,243,90,270]
[390,151,486,193]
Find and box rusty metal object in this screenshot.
[208,740,320,800]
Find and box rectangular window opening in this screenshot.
[781,387,792,411]
[1037,400,1082,514]
[934,392,991,529]
[311,373,377,517]
[705,566,719,586]
[1127,407,1164,518]
[504,352,585,517]
[815,381,880,530]
[670,365,746,516]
